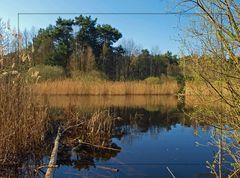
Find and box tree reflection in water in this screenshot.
[53,106,208,174]
[0,103,209,177]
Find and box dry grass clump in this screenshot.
[33,80,179,95]
[0,76,49,173]
[56,107,116,147]
[82,110,114,146]
[45,103,119,149]
[50,108,121,172]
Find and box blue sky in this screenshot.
[0,0,191,54]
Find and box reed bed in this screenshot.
[33,80,179,96]
[39,95,178,112]
[0,75,50,176]
[0,75,121,176]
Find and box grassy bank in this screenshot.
[33,80,179,96]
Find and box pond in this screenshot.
[45,95,215,178]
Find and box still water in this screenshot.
[46,95,215,178]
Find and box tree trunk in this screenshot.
[45,127,62,178]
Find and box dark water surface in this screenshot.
[48,96,215,178]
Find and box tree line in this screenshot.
[24,15,180,80]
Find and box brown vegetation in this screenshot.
[0,75,50,176]
[39,95,178,111]
[33,80,179,96]
[0,75,119,176]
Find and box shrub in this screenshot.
[26,65,65,82]
[144,76,161,84]
[144,75,177,85]
[71,70,108,82]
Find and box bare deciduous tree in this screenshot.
[178,0,240,177]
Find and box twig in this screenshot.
[62,121,85,134]
[166,166,176,178]
[229,168,240,178]
[96,165,119,172]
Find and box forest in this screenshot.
[21,15,180,81]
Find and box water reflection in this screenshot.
[48,95,213,178]
[0,95,215,177]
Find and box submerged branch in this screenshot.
[77,140,121,152]
[45,127,62,178]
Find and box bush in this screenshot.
[144,76,161,84]
[26,65,65,82]
[144,75,176,84]
[71,70,108,82]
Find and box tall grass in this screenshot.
[0,74,50,176]
[33,80,179,95]
[0,74,121,176]
[40,95,178,112]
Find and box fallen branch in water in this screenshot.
[45,127,62,178]
[96,165,119,172]
[34,165,58,176]
[78,140,121,152]
[62,122,85,134]
[166,166,176,178]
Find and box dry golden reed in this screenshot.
[33,80,179,96]
[40,95,178,111]
[0,77,49,169]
